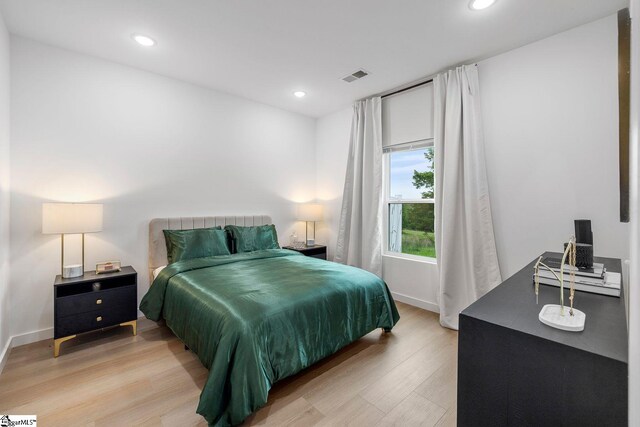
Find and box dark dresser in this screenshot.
[458,252,628,426]
[282,244,327,260]
[53,266,137,357]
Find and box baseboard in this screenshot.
[391,291,439,313]
[0,328,54,375]
[11,327,54,348]
[0,336,11,374]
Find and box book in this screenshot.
[605,271,622,288]
[536,269,605,286]
[540,256,605,278]
[536,271,620,289]
[533,273,621,297]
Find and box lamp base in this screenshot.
[63,264,83,278]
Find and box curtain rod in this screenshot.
[381,78,433,99]
[378,63,478,100]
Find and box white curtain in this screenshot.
[434,65,502,330]
[335,97,383,277]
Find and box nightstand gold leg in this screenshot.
[53,335,76,358]
[120,320,137,336]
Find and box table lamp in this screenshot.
[297,203,323,246]
[42,203,103,278]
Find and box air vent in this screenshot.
[342,69,369,83]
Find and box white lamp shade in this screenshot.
[297,203,323,222]
[42,203,103,234]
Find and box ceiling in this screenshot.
[0,0,628,118]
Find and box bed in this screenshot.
[140,216,400,426]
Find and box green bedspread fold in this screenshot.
[140,249,399,426]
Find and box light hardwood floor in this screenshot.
[0,302,458,426]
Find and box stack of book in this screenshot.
[533,256,621,297]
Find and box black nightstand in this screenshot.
[53,266,137,357]
[282,245,327,260]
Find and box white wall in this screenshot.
[481,13,628,279]
[0,11,10,368]
[9,37,317,341]
[381,255,438,312]
[315,14,625,312]
[628,0,639,424]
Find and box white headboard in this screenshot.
[148,215,273,278]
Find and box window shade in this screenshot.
[381,82,434,148]
[382,139,433,153]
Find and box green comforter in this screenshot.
[140,249,399,426]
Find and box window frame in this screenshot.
[382,139,436,262]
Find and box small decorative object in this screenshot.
[563,242,593,269]
[96,260,122,274]
[573,219,594,268]
[296,203,323,247]
[42,203,104,278]
[534,236,586,332]
[574,219,593,246]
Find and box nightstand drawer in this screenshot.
[56,285,136,316]
[55,304,137,338]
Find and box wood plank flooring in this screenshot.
[0,302,458,426]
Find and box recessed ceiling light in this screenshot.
[469,0,496,10]
[293,91,306,98]
[132,34,156,47]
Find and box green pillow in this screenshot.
[225,224,280,253]
[163,227,230,263]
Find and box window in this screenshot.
[384,142,436,259]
